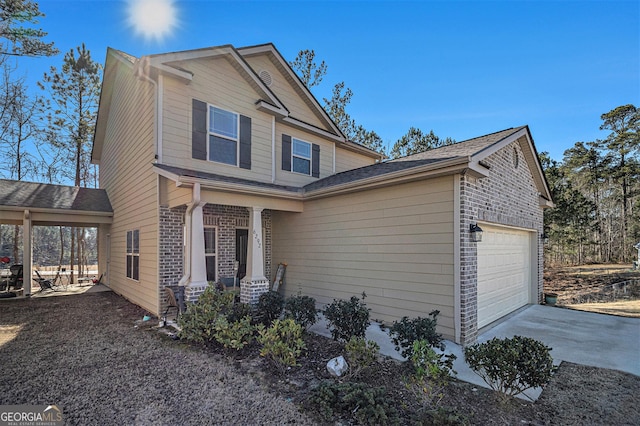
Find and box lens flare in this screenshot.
[126,0,178,43]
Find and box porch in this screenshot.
[0,179,113,296]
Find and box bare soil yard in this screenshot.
[544,264,640,317]
[1,292,639,425]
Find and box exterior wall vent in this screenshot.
[259,70,273,87]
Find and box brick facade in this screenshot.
[458,142,544,344]
[158,203,272,311]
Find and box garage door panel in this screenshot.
[477,225,532,328]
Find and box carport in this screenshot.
[0,179,112,295]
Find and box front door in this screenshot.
[236,229,248,280]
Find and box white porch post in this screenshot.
[189,201,207,287]
[183,183,207,302]
[23,209,32,296]
[240,207,269,304]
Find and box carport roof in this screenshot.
[0,179,113,213]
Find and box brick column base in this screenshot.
[185,283,208,303]
[240,278,269,304]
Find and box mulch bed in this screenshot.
[1,291,639,425]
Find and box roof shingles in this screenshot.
[0,180,113,213]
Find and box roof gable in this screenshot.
[303,126,552,203]
[237,44,344,138]
[393,126,552,202]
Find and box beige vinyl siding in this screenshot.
[242,54,327,130]
[274,123,335,186]
[161,57,273,183]
[99,62,159,315]
[272,176,456,339]
[335,147,378,173]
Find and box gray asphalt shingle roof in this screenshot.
[0,180,113,212]
[153,127,527,196]
[304,126,526,192]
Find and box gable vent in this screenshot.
[259,70,273,87]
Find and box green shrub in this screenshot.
[323,295,370,342]
[284,294,318,329]
[345,336,379,379]
[390,311,445,358]
[257,318,306,371]
[407,339,457,411]
[310,381,398,425]
[255,291,284,326]
[213,315,254,350]
[464,336,555,400]
[177,286,236,343]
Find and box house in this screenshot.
[89,43,553,345]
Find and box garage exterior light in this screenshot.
[470,223,483,242]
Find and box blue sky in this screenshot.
[18,0,640,161]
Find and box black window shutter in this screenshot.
[239,115,251,169]
[282,134,292,171]
[192,99,207,160]
[312,143,320,178]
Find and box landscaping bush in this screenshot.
[464,335,555,400]
[407,339,456,412]
[284,294,318,329]
[310,381,399,425]
[345,336,379,379]
[257,318,306,371]
[255,290,284,326]
[323,294,370,342]
[390,311,445,358]
[177,285,236,343]
[213,315,254,350]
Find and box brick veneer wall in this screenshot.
[159,205,185,313]
[158,204,272,311]
[458,141,544,344]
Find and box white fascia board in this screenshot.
[256,100,288,118]
[238,44,345,138]
[470,127,528,161]
[175,176,303,201]
[304,157,470,200]
[281,117,345,143]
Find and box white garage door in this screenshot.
[477,225,532,328]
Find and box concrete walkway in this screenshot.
[309,304,640,400]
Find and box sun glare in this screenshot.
[127,0,178,43]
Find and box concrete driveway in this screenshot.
[448,305,640,399]
[310,304,640,400]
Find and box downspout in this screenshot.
[134,57,160,162]
[332,143,336,174]
[271,116,276,183]
[178,183,201,286]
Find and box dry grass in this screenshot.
[0,292,313,425]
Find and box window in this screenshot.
[126,230,139,281]
[204,226,217,282]
[209,106,238,166]
[292,138,311,175]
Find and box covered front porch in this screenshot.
[155,165,303,307]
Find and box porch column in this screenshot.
[23,210,32,296]
[240,207,269,304]
[183,183,208,302]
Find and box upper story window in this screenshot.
[209,106,239,166]
[292,138,311,175]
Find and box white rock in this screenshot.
[327,356,349,377]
